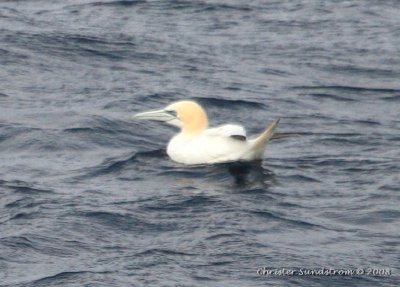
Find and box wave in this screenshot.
[90,0,147,7]
[136,248,195,256]
[75,149,166,178]
[0,179,53,194]
[30,270,111,287]
[80,210,176,232]
[192,97,266,109]
[250,210,330,230]
[303,92,357,102]
[292,85,400,94]
[2,30,140,63]
[64,0,146,10]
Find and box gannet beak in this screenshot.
[133,109,181,127]
[133,109,175,121]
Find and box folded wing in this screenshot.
[204,124,247,140]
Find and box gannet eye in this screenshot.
[165,109,178,118]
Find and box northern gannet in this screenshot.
[133,100,279,165]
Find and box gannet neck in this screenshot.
[167,101,208,135]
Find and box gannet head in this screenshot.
[133,100,208,135]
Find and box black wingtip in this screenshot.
[230,135,247,141]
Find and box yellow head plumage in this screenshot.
[166,100,208,135]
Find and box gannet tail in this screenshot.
[246,119,280,159]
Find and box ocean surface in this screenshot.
[1,1,399,286]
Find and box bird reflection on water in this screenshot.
[226,161,276,189]
[147,150,277,193]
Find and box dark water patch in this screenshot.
[63,116,145,148]
[302,92,357,102]
[137,248,196,257]
[102,98,136,110]
[353,119,381,126]
[9,211,40,221]
[1,236,33,249]
[81,210,177,232]
[206,232,241,241]
[134,92,187,107]
[63,127,98,133]
[0,6,19,16]
[199,3,253,12]
[143,194,219,213]
[280,174,321,183]
[208,260,235,267]
[161,1,252,12]
[312,158,380,168]
[260,67,295,77]
[77,152,139,177]
[277,201,305,209]
[366,193,395,201]
[381,94,400,101]
[191,275,214,281]
[0,47,30,65]
[321,63,400,78]
[225,162,273,187]
[77,47,124,61]
[378,184,399,192]
[58,34,135,47]
[0,125,40,144]
[292,85,400,96]
[0,5,37,27]
[292,113,334,121]
[354,209,400,225]
[30,270,111,287]
[63,1,143,12]
[1,234,81,258]
[233,187,268,195]
[3,31,140,63]
[21,132,88,152]
[341,167,374,173]
[155,161,276,190]
[157,165,214,178]
[318,136,369,147]
[270,132,303,141]
[223,85,242,92]
[0,180,53,194]
[0,126,93,152]
[91,0,147,8]
[199,161,275,187]
[305,132,364,137]
[76,149,165,178]
[192,97,266,110]
[5,197,34,209]
[64,116,130,135]
[250,210,327,230]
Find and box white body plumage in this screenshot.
[133,101,279,165]
[168,125,254,164]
